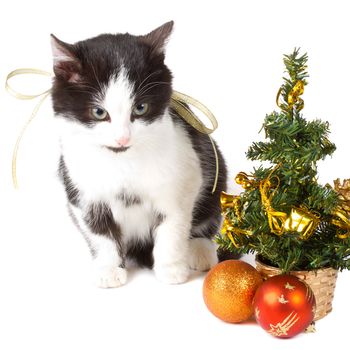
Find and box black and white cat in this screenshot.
[51,21,227,287]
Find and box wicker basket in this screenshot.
[255,257,338,321]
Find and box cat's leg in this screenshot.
[152,214,191,284]
[188,237,218,271]
[187,218,222,271]
[69,204,127,288]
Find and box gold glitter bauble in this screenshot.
[203,260,263,323]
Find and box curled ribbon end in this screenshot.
[12,155,19,190]
[6,68,53,189]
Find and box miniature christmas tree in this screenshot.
[218,49,350,272]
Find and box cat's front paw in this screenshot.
[188,238,218,271]
[154,263,190,284]
[93,266,127,288]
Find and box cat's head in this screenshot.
[51,21,173,152]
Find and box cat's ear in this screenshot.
[141,21,174,56]
[50,34,82,83]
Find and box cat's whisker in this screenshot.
[137,77,169,96]
[88,59,105,94]
[137,82,171,98]
[137,70,162,91]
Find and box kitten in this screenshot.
[51,21,227,287]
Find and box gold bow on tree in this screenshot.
[276,80,305,112]
[332,178,350,239]
[258,166,289,235]
[220,185,253,248]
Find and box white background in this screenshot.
[0,0,349,349]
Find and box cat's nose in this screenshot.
[116,136,130,147]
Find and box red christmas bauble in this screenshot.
[253,275,316,338]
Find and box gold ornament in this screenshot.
[203,260,263,323]
[235,172,257,190]
[220,192,239,211]
[284,207,320,240]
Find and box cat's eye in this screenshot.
[91,106,109,120]
[132,103,149,116]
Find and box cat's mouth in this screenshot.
[105,146,130,154]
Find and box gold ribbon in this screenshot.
[6,69,219,192]
[220,191,253,248]
[331,178,350,239]
[170,91,219,193]
[258,164,289,235]
[5,69,52,189]
[276,80,305,111]
[334,178,350,212]
[221,217,252,248]
[331,209,350,239]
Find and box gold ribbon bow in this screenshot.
[332,178,350,239]
[331,209,350,239]
[276,80,305,111]
[6,69,219,192]
[259,169,288,235]
[221,217,253,248]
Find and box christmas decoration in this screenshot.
[255,259,337,321]
[217,49,350,273]
[203,260,263,323]
[332,178,350,239]
[253,275,316,338]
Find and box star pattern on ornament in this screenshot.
[278,294,289,304]
[255,307,260,320]
[268,311,300,337]
[285,282,295,290]
[304,322,316,333]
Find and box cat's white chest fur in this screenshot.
[58,114,203,242]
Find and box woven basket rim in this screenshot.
[255,255,338,274]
